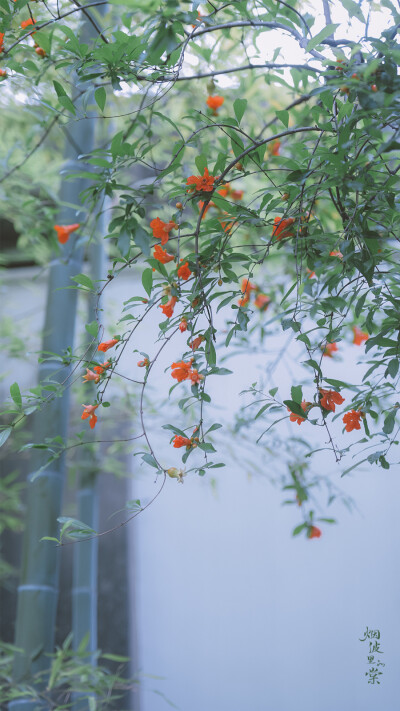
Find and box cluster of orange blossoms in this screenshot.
[80,339,119,429]
[272,216,295,240]
[287,390,363,433]
[171,359,203,385]
[206,95,224,115]
[238,278,270,311]
[53,223,80,244]
[137,357,150,368]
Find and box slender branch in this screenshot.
[0,116,60,185]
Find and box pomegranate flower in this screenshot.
[343,410,363,432]
[254,293,270,311]
[81,404,98,429]
[0,33,4,53]
[159,296,177,318]
[272,216,295,240]
[288,401,311,425]
[177,261,192,280]
[150,217,178,246]
[206,95,224,115]
[173,435,193,448]
[322,342,338,357]
[53,223,80,244]
[352,326,368,345]
[93,361,110,374]
[98,338,118,353]
[171,359,194,382]
[308,526,322,539]
[319,388,345,413]
[83,368,100,384]
[153,244,175,264]
[186,167,216,193]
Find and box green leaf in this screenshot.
[385,359,399,379]
[132,224,150,256]
[118,229,131,257]
[383,411,396,435]
[276,109,289,128]
[142,268,153,297]
[306,24,339,51]
[291,385,303,404]
[233,98,247,124]
[141,453,159,468]
[292,523,307,536]
[283,400,304,417]
[53,80,67,97]
[341,0,364,21]
[10,383,22,408]
[95,86,106,112]
[85,320,99,338]
[71,273,94,290]
[195,154,207,174]
[0,428,12,448]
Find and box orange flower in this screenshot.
[190,368,204,384]
[153,244,175,263]
[322,342,338,357]
[150,217,178,246]
[177,261,192,280]
[190,335,204,351]
[35,46,46,57]
[270,140,280,156]
[231,189,244,201]
[220,218,236,233]
[171,359,194,382]
[330,250,343,259]
[81,404,98,429]
[308,526,322,539]
[137,358,149,367]
[53,223,80,244]
[0,69,7,78]
[319,388,345,413]
[306,268,316,279]
[288,401,310,425]
[198,200,215,218]
[352,326,368,346]
[98,338,118,352]
[254,293,270,311]
[179,318,187,333]
[0,32,4,53]
[343,409,363,432]
[238,277,256,306]
[21,18,36,30]
[217,183,230,197]
[93,361,110,374]
[173,435,193,448]
[206,95,224,114]
[83,368,100,384]
[159,296,177,318]
[186,167,216,193]
[272,216,295,240]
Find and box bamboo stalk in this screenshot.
[71,216,105,711]
[10,30,100,711]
